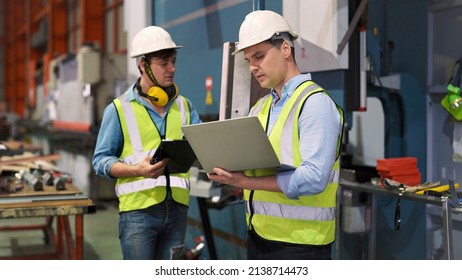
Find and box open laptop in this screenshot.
[181,116,295,173]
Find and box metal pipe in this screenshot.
[337,0,369,55]
[359,26,367,111]
[253,0,265,11]
[441,196,453,260]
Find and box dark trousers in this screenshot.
[247,229,332,260]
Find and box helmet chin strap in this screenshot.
[143,58,160,87]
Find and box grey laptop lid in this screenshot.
[182,116,294,173]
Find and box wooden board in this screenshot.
[0,182,82,198]
[0,198,94,210]
[0,198,95,219]
[0,140,42,151]
[0,153,61,166]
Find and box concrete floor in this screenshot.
[81,201,122,260]
[0,200,122,260]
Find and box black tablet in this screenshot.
[150,139,197,173]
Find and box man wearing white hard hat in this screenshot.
[93,26,201,260]
[208,10,344,260]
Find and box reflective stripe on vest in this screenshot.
[116,175,190,196]
[245,80,344,245]
[113,94,191,212]
[247,200,336,221]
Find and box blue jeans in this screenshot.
[119,196,188,260]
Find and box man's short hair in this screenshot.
[136,49,177,65]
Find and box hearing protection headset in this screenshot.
[447,59,462,109]
[138,56,178,107]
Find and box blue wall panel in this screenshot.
[153,0,282,115]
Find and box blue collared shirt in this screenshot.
[270,74,342,199]
[92,83,202,179]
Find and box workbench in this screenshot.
[337,179,462,259]
[0,183,96,260]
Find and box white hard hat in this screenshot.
[232,10,298,55]
[130,26,182,58]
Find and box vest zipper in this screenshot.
[248,190,255,230]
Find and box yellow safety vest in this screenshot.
[113,93,191,212]
[244,81,344,245]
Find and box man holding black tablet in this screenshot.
[92,26,201,260]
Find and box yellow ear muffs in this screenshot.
[146,83,178,107]
[147,86,169,107]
